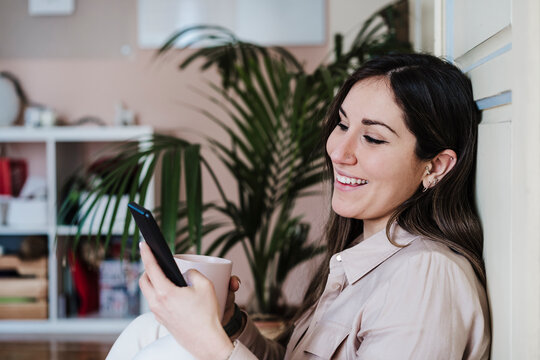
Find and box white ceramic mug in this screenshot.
[174,254,232,321]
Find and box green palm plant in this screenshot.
[197,57,327,314]
[61,1,411,315]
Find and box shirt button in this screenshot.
[336,254,342,262]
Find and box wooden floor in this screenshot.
[0,334,115,360]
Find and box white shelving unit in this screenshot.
[0,126,153,334]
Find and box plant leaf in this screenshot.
[184,144,203,254]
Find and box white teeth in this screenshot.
[337,175,368,185]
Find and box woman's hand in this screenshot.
[138,241,234,360]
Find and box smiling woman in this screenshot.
[107,53,490,360]
[290,54,490,359]
[326,77,435,236]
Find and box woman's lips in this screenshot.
[336,174,368,185]
[334,173,369,190]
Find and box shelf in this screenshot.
[0,125,153,333]
[0,126,153,142]
[56,225,134,236]
[0,225,49,235]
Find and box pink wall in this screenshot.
[0,47,328,130]
[0,0,394,308]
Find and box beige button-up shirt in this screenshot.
[230,225,491,359]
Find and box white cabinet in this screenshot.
[0,126,153,334]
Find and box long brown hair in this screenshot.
[284,53,485,336]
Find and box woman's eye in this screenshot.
[364,135,387,144]
[337,122,348,131]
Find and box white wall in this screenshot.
[510,1,540,358]
[412,0,540,358]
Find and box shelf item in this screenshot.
[0,74,22,127]
[0,278,48,298]
[5,199,47,227]
[0,158,11,195]
[0,255,47,277]
[0,301,48,320]
[0,158,28,197]
[66,250,99,316]
[99,260,141,318]
[0,255,48,320]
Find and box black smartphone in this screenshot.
[128,202,188,287]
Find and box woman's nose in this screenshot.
[329,137,357,165]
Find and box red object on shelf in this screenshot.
[9,159,27,197]
[0,157,12,195]
[68,252,99,316]
[0,158,28,197]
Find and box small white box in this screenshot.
[7,199,48,226]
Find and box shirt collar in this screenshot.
[333,224,419,285]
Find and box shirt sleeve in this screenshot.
[228,341,260,360]
[355,247,490,360]
[229,311,286,360]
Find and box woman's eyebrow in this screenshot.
[362,119,399,137]
[340,106,398,137]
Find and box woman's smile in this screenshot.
[334,170,369,190]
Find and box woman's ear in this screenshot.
[422,149,457,190]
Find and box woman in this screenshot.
[107,53,491,359]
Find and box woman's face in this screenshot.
[326,77,427,231]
